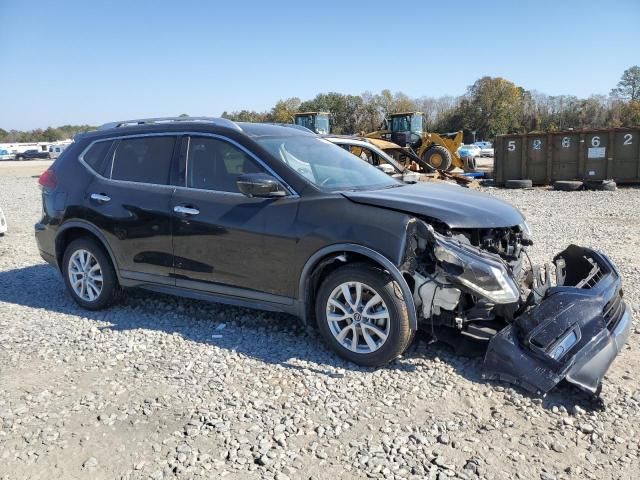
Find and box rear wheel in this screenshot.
[422,145,452,171]
[315,264,412,367]
[62,237,119,310]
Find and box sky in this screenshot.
[1,0,638,130]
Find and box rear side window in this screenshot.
[187,137,263,192]
[83,140,113,176]
[111,136,176,185]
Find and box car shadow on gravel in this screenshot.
[0,264,606,412]
[0,264,418,379]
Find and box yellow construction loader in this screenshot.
[365,112,467,171]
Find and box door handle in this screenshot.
[90,193,111,203]
[174,205,200,215]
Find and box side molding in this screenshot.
[299,243,418,330]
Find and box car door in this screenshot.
[83,134,178,285]
[171,135,299,302]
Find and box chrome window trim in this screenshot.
[174,185,245,197]
[77,131,299,197]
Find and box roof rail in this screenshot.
[96,116,242,131]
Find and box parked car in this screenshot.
[34,117,630,395]
[0,149,15,161]
[480,145,494,157]
[0,206,6,235]
[456,144,480,170]
[16,149,50,160]
[474,141,494,157]
[324,136,420,184]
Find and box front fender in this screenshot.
[298,243,418,331]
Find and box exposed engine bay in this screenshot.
[405,218,631,395]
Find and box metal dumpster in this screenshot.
[495,128,640,185]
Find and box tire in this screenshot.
[505,179,532,189]
[584,179,616,191]
[422,145,452,171]
[62,237,119,310]
[315,264,412,367]
[553,180,583,191]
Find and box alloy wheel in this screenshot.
[68,249,103,302]
[326,281,391,354]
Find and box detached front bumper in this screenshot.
[483,245,631,395]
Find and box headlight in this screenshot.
[433,238,520,304]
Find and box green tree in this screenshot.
[460,77,527,137]
[620,100,640,126]
[270,97,301,123]
[611,66,640,101]
[221,110,271,123]
[42,127,64,142]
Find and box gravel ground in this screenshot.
[1,169,639,480]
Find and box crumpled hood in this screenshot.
[341,182,524,228]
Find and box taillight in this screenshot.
[38,169,57,189]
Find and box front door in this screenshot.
[171,135,299,302]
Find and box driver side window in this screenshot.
[187,137,264,193]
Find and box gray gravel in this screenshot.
[1,170,639,480]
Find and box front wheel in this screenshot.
[422,145,453,171]
[62,237,119,310]
[315,264,413,367]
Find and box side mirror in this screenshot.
[236,173,288,198]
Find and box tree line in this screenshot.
[0,125,95,144]
[2,66,638,143]
[222,66,640,139]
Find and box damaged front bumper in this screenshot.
[483,245,631,395]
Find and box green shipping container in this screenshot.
[495,128,640,185]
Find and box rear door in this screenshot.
[83,134,178,285]
[171,135,299,301]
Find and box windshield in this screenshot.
[294,116,312,130]
[410,114,423,134]
[255,136,403,192]
[390,115,411,132]
[315,116,329,134]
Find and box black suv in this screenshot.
[35,117,630,394]
[17,149,51,160]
